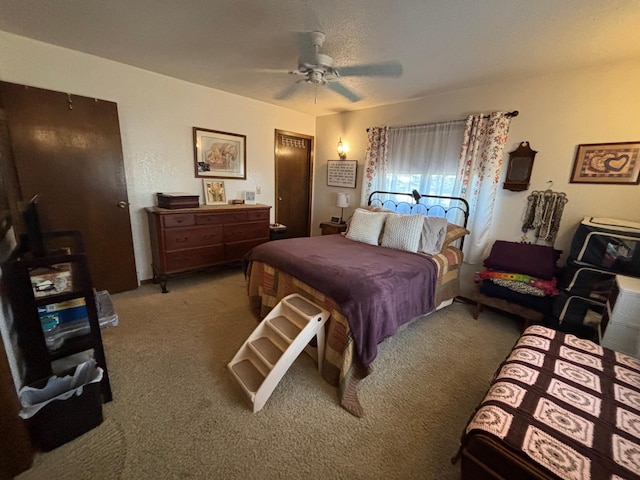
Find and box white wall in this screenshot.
[0,31,316,282]
[315,59,640,262]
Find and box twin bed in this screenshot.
[244,190,469,416]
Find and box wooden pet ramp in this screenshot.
[227,294,330,412]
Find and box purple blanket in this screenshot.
[246,235,438,367]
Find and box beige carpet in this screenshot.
[17,268,521,480]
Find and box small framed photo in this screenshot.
[194,127,247,179]
[242,191,256,205]
[330,216,340,223]
[570,141,640,184]
[203,179,226,205]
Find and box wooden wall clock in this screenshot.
[504,141,537,192]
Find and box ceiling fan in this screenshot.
[275,31,403,103]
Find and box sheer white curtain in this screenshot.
[457,112,513,264]
[361,121,465,207]
[362,112,513,263]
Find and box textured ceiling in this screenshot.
[1,0,640,117]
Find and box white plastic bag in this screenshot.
[18,359,103,419]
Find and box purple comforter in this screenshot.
[246,234,438,367]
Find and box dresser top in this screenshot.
[146,203,271,214]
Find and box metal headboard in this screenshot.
[367,190,470,249]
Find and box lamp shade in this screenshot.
[336,192,350,208]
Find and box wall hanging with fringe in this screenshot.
[522,189,568,243]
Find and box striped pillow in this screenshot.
[443,223,469,248]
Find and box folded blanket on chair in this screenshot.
[483,241,560,280]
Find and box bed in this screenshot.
[244,190,469,416]
[457,324,640,480]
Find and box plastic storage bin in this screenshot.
[18,360,104,451]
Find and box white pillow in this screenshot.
[419,216,449,255]
[381,213,424,253]
[345,208,388,245]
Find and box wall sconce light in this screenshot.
[336,192,350,223]
[337,137,347,160]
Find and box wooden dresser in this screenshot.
[146,204,271,292]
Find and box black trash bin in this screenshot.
[19,360,104,451]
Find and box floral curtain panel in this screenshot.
[457,112,513,264]
[361,126,389,206]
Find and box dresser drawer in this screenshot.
[164,226,224,250]
[224,222,269,243]
[247,210,269,222]
[225,238,268,261]
[197,212,248,225]
[165,245,226,272]
[162,214,196,228]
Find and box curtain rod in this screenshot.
[366,110,519,132]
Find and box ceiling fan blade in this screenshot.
[275,80,307,100]
[326,82,362,102]
[338,60,403,78]
[255,68,291,74]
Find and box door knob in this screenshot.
[118,201,128,209]
[278,197,283,201]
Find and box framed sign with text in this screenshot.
[327,160,357,188]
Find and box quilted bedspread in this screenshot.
[463,325,640,479]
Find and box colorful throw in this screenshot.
[475,269,559,296]
[463,325,640,480]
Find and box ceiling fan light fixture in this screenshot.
[308,70,324,84]
[276,31,402,104]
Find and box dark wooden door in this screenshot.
[0,82,138,293]
[0,335,33,479]
[275,130,313,238]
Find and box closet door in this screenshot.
[0,81,138,293]
[274,130,313,238]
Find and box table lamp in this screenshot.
[336,193,350,224]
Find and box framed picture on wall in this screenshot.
[194,127,247,179]
[327,160,357,188]
[570,141,640,184]
[203,179,226,205]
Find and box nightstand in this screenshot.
[319,221,347,235]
